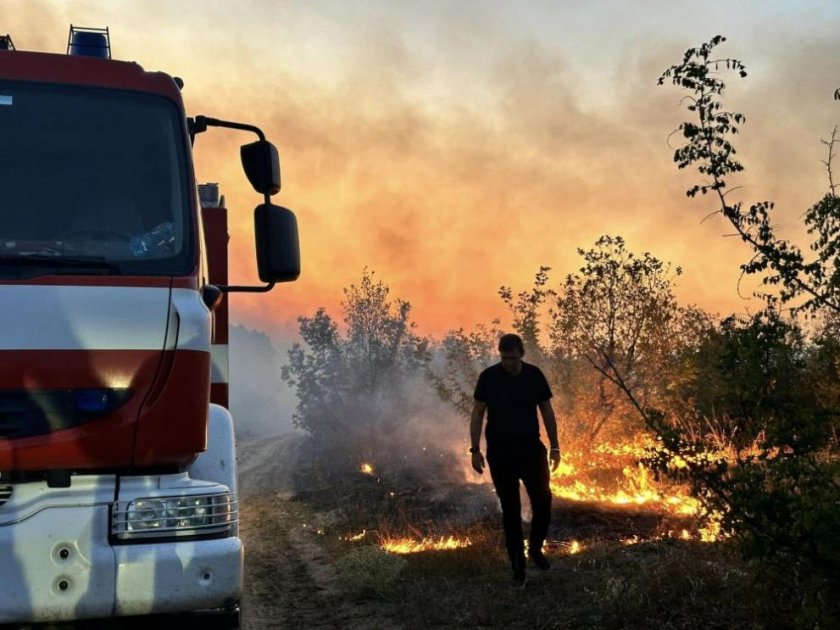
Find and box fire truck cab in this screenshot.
[0,27,299,627]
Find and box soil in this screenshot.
[237,433,399,630]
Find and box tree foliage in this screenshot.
[659,35,840,315]
[498,265,551,365]
[642,36,840,578]
[548,235,684,444]
[282,269,428,467]
[428,322,502,417]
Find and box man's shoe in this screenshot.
[529,550,551,570]
[511,555,527,587]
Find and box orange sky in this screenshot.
[7,1,840,341]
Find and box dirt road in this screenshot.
[237,434,397,630]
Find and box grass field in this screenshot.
[284,464,838,629]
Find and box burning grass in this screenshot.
[390,537,762,629]
[333,432,729,555]
[380,535,473,554]
[324,512,823,628]
[268,437,840,629]
[548,437,725,542]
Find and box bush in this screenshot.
[650,35,840,579]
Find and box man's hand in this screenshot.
[471,451,485,474]
[549,448,561,472]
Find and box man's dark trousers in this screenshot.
[487,439,552,561]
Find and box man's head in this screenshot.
[498,333,525,375]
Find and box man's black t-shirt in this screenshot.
[474,362,552,445]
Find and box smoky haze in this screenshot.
[8,2,840,338]
[229,325,299,439]
[231,319,489,500]
[230,318,480,481]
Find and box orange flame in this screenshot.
[381,535,473,554]
[344,530,367,541]
[548,438,725,541]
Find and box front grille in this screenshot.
[0,485,11,507]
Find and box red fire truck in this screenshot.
[0,26,299,627]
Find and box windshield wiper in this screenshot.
[0,254,122,275]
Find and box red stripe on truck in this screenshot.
[0,349,211,471]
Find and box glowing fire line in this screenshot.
[347,438,726,553]
[548,441,725,542]
[380,535,473,554]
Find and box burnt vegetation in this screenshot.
[267,36,840,628]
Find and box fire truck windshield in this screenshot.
[0,81,193,277]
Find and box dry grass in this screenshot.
[291,465,840,629]
[391,539,759,629]
[338,532,840,629]
[336,545,408,598]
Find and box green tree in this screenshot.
[548,235,683,446]
[803,310,840,448]
[665,311,817,450]
[659,35,840,315]
[635,36,840,581]
[282,270,428,468]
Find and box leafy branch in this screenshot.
[659,35,840,315]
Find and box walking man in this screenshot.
[470,333,560,586]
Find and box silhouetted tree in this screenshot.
[282,269,428,468]
[428,322,502,417]
[659,35,840,315]
[634,36,840,583]
[431,239,690,449]
[548,235,683,445]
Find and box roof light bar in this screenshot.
[67,25,110,59]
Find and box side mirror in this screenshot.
[254,204,300,282]
[241,140,281,195]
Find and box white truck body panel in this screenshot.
[0,285,170,351]
[0,476,117,623]
[0,473,242,624]
[113,537,242,616]
[189,405,239,505]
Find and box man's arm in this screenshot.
[538,399,561,471]
[469,400,487,474]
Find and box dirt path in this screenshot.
[239,498,335,629]
[237,434,399,630]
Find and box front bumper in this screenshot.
[113,536,242,617]
[0,475,242,624]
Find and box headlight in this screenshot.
[112,492,236,541]
[126,498,166,530]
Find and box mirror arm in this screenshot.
[192,115,272,204]
[218,281,276,294]
[192,114,282,290]
[193,115,266,141]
